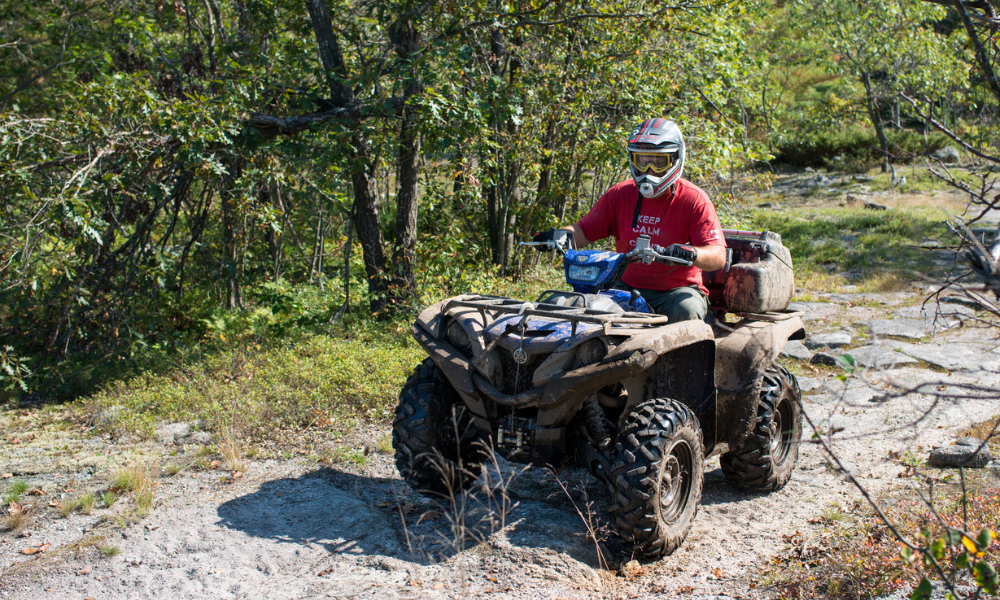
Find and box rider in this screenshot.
[534,118,727,322]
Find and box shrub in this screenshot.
[775,126,951,171]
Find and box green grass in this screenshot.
[77,493,96,515]
[2,479,29,504]
[751,206,951,293]
[84,333,425,439]
[112,463,156,516]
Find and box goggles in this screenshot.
[630,152,675,175]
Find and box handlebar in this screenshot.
[521,235,692,267]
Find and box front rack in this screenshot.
[446,295,671,336]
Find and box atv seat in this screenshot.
[703,230,794,315]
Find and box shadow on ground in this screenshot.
[216,463,760,568]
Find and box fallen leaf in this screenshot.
[1,473,12,479]
[397,501,414,515]
[94,576,103,582]
[711,567,725,578]
[433,582,445,590]
[10,438,20,445]
[77,565,93,576]
[231,471,243,479]
[28,488,45,496]
[374,501,391,508]
[209,460,220,469]
[417,510,442,523]
[47,501,60,508]
[20,543,49,555]
[317,568,333,576]
[676,585,695,595]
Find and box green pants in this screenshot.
[633,285,709,323]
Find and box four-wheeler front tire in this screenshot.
[721,366,802,492]
[392,358,486,497]
[607,397,705,558]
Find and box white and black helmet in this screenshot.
[627,118,685,198]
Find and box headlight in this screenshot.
[568,264,600,281]
[576,339,607,366]
[446,319,471,350]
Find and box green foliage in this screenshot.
[776,127,952,172]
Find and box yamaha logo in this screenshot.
[512,348,528,364]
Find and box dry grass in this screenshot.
[219,433,246,472]
[769,485,1000,600]
[59,497,80,518]
[1,502,31,535]
[112,462,157,516]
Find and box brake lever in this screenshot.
[650,250,693,267]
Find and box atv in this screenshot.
[392,229,806,558]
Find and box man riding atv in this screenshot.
[534,118,727,322]
[393,117,805,559]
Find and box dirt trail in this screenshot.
[4,299,998,600]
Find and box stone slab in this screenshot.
[804,331,852,349]
[866,318,956,340]
[805,384,883,405]
[787,301,841,320]
[896,303,975,320]
[928,444,993,468]
[841,344,918,370]
[780,340,813,361]
[897,342,1000,371]
[796,376,822,393]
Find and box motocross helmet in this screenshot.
[627,118,685,198]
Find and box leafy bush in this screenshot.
[775,126,951,172]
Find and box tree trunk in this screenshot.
[305,0,388,315]
[351,149,389,315]
[221,157,243,310]
[389,15,422,310]
[862,72,890,173]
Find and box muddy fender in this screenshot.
[714,317,804,450]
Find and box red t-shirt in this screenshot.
[576,178,725,295]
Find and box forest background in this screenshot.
[0,0,996,404]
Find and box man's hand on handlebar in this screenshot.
[531,228,570,251]
[654,243,698,263]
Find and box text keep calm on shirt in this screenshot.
[576,178,725,296]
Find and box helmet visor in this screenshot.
[630,152,674,175]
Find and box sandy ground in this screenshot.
[2,293,999,600]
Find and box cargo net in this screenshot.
[498,348,548,394]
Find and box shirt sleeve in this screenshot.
[576,189,616,243]
[689,190,726,247]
